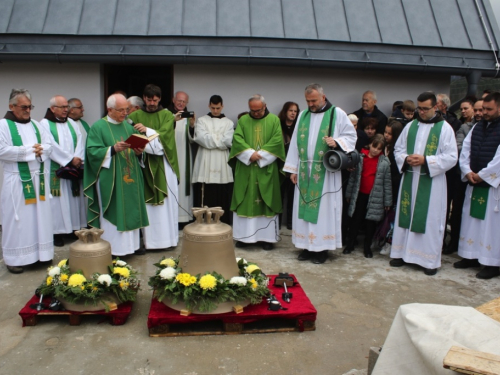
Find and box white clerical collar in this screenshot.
[107,115,120,124]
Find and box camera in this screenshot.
[181,111,194,118]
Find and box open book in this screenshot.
[124,133,159,149]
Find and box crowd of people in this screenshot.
[1,84,499,281]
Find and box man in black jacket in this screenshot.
[352,90,388,134]
[436,93,461,132]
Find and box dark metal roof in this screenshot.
[1,0,500,76]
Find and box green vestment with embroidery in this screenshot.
[128,109,179,205]
[84,118,149,231]
[229,113,285,217]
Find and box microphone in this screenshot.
[126,117,146,134]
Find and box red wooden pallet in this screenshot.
[19,295,133,326]
[148,274,317,337]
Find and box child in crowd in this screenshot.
[343,134,392,258]
[348,113,358,130]
[361,118,378,141]
[401,100,415,123]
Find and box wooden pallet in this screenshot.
[444,346,500,375]
[19,296,133,326]
[149,316,316,337]
[148,274,317,337]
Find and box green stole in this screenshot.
[470,186,489,220]
[48,121,77,196]
[297,107,336,224]
[80,119,90,134]
[128,109,180,205]
[6,120,45,204]
[398,120,444,233]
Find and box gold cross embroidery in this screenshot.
[490,173,498,180]
[467,238,474,246]
[478,197,486,205]
[52,176,58,185]
[308,232,317,244]
[25,183,32,193]
[401,191,411,216]
[40,182,44,189]
[313,173,321,183]
[425,134,438,155]
[255,198,262,204]
[299,124,308,134]
[487,245,492,251]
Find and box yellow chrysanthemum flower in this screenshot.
[250,278,258,289]
[199,274,217,290]
[176,273,195,286]
[68,274,87,287]
[160,258,176,267]
[58,259,67,267]
[92,287,99,292]
[119,281,129,290]
[80,286,85,290]
[113,267,130,278]
[60,274,69,283]
[246,264,260,274]
[46,276,53,285]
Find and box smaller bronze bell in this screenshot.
[69,228,112,279]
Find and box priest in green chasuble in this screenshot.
[284,84,357,264]
[84,94,149,256]
[229,94,285,251]
[128,84,180,251]
[390,92,457,276]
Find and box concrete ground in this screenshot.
[0,228,499,375]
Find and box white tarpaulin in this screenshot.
[373,303,500,375]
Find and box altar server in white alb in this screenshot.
[454,92,500,279]
[284,83,357,264]
[68,98,91,144]
[40,95,86,247]
[390,92,457,276]
[191,95,234,225]
[0,89,54,273]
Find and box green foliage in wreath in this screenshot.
[148,257,270,312]
[38,258,139,310]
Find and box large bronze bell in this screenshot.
[180,207,239,279]
[69,228,112,278]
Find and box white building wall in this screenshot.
[0,62,103,124]
[173,65,450,123]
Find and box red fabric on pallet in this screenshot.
[19,295,133,326]
[147,274,317,331]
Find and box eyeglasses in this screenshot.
[113,108,128,113]
[72,105,84,110]
[13,104,35,111]
[174,99,188,104]
[417,106,433,112]
[53,105,70,110]
[250,106,265,113]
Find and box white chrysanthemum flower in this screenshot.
[159,267,176,280]
[115,260,126,266]
[48,266,61,276]
[236,257,247,264]
[97,274,113,286]
[229,276,247,286]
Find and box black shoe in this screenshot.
[424,268,437,276]
[134,247,146,255]
[453,258,480,269]
[343,246,354,255]
[261,242,274,251]
[53,235,64,247]
[364,249,373,258]
[6,265,24,274]
[297,250,313,261]
[286,223,293,230]
[476,266,500,279]
[235,241,248,248]
[312,251,328,264]
[390,258,406,267]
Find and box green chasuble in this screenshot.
[128,109,180,205]
[84,118,149,231]
[229,112,285,217]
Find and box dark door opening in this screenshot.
[104,64,174,108]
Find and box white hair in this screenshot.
[127,96,144,108]
[249,94,265,104]
[436,93,450,108]
[107,94,126,108]
[305,83,324,95]
[364,90,377,101]
[9,89,31,105]
[347,114,358,123]
[49,96,58,107]
[68,98,82,108]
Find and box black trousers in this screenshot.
[347,193,378,252]
[448,177,468,251]
[280,176,295,228]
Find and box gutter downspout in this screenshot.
[449,70,482,112]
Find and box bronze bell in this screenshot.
[180,206,239,279]
[69,228,112,279]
